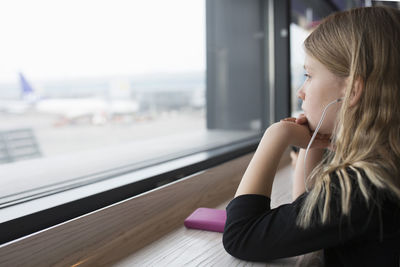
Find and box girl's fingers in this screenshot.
[309,130,331,140]
[315,134,331,140]
[280,115,332,148]
[281,117,296,123]
[295,114,307,124]
[315,134,331,139]
[282,114,308,125]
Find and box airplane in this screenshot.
[0,73,38,114]
[0,73,140,125]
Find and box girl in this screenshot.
[223,6,400,267]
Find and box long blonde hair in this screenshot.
[297,6,400,229]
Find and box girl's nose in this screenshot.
[297,87,305,101]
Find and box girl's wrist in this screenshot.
[269,120,331,149]
[263,122,292,147]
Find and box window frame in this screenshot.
[0,135,261,244]
[0,0,292,246]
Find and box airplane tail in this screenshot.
[19,72,35,96]
[19,72,39,103]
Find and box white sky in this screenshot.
[0,0,205,83]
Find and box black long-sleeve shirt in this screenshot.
[223,170,400,266]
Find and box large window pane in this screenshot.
[0,0,263,208]
[0,0,208,204]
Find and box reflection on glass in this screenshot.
[290,23,309,116]
[290,1,325,116]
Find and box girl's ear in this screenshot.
[349,77,363,107]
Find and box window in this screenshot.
[290,0,340,116]
[5,0,387,248]
[0,0,272,244]
[0,0,212,205]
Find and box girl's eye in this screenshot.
[304,73,311,79]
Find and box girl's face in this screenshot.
[297,54,347,134]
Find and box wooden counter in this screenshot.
[0,150,323,266]
[113,165,324,267]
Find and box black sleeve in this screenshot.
[222,173,381,262]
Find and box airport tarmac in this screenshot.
[0,109,206,157]
[0,109,258,205]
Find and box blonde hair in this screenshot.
[297,6,400,229]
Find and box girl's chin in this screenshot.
[308,122,326,134]
[304,115,330,133]
[311,126,331,135]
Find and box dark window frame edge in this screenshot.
[0,135,261,246]
[0,132,261,208]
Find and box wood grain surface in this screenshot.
[113,163,324,267]
[0,148,324,267]
[1,151,288,266]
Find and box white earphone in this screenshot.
[303,98,343,192]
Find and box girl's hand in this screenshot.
[278,114,331,149]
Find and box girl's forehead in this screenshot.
[304,55,325,72]
[304,54,317,66]
[304,55,315,69]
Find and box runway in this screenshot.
[0,109,206,157]
[0,109,258,204]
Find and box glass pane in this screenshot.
[0,0,211,205]
[290,0,350,117]
[290,0,320,117]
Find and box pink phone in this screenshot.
[184,207,227,233]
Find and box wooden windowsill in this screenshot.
[0,147,323,266]
[113,159,324,266]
